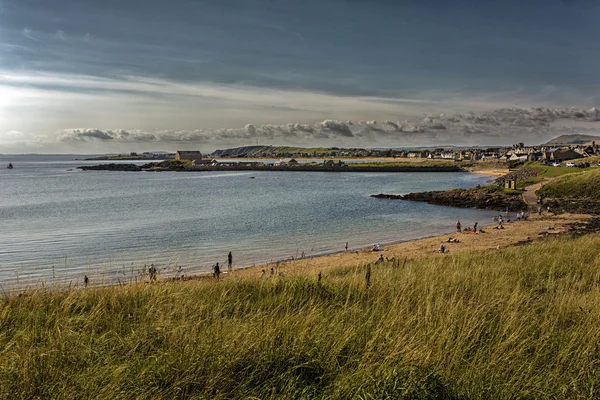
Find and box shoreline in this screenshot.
[2,212,592,293]
[184,211,591,282]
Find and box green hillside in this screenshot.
[537,168,600,198]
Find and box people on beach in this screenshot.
[446,237,460,243]
[261,269,266,278]
[473,222,478,233]
[436,244,447,253]
[213,262,221,279]
[148,264,157,281]
[345,242,348,252]
[228,252,233,271]
[456,220,461,233]
[84,275,89,288]
[538,206,542,216]
[375,254,384,263]
[270,267,275,277]
[372,243,382,252]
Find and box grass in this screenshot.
[2,234,600,399]
[537,167,600,198]
[515,162,596,188]
[154,159,193,169]
[478,185,522,195]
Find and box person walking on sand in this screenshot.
[149,264,157,281]
[456,220,461,233]
[474,222,478,233]
[345,242,348,252]
[213,262,221,279]
[227,252,233,271]
[84,275,89,288]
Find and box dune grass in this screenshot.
[2,235,600,399]
[538,168,600,198]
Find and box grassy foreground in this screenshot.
[2,235,600,399]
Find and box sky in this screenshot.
[1,0,600,153]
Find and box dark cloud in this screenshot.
[319,120,354,137]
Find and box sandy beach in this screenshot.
[231,212,590,279]
[467,168,509,177]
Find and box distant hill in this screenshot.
[544,134,600,146]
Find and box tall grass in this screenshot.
[1,235,600,399]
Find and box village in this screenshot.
[169,139,600,168]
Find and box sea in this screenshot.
[0,154,499,290]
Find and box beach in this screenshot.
[231,212,590,279]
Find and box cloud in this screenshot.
[319,120,353,137]
[55,30,66,41]
[244,124,256,135]
[53,106,600,149]
[58,128,158,142]
[23,28,42,43]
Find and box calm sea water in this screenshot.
[0,154,498,289]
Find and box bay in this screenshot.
[0,155,499,289]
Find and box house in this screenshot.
[274,158,298,166]
[544,148,581,163]
[509,154,528,162]
[175,151,203,163]
[407,151,428,158]
[191,159,217,166]
[481,153,500,160]
[528,152,544,162]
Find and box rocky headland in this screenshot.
[77,163,146,172]
[372,186,528,212]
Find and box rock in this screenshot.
[77,163,145,172]
[542,198,600,215]
[372,187,527,211]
